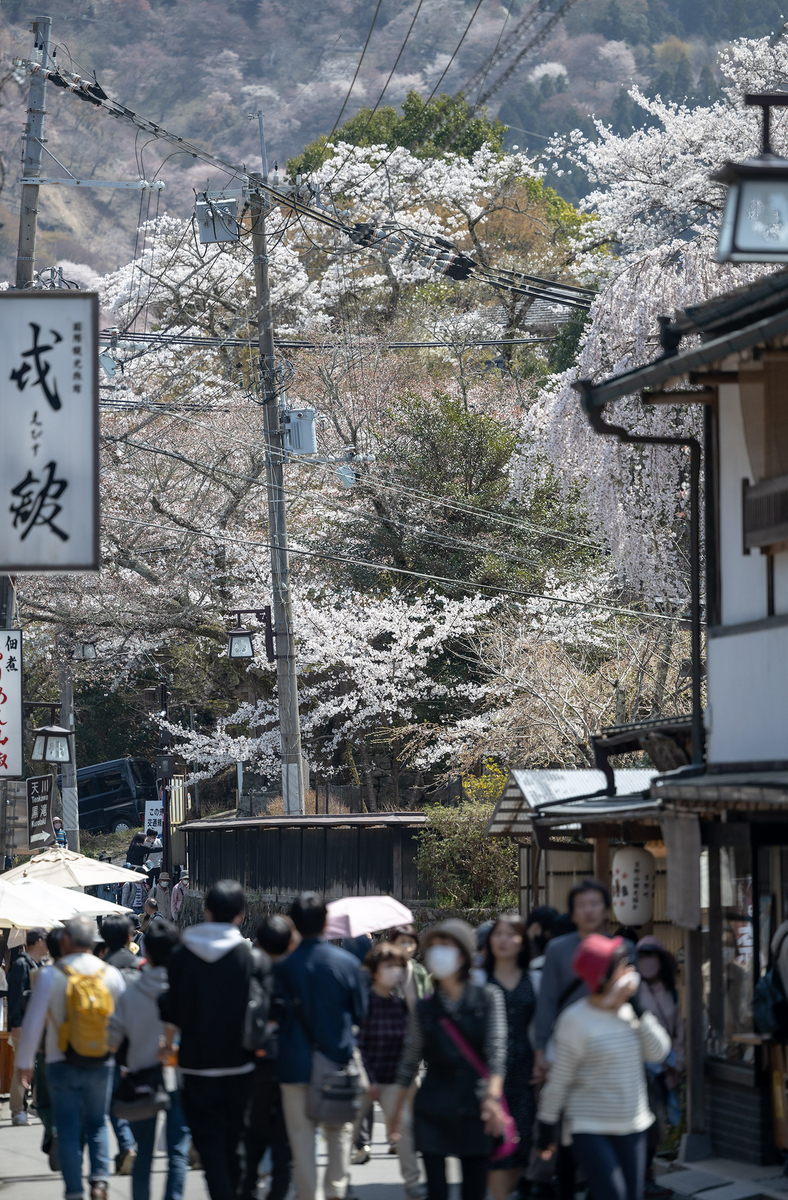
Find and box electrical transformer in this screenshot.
[195,194,239,244]
[283,408,317,455]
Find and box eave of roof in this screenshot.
[574,304,788,408]
[180,811,428,832]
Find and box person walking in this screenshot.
[122,868,149,917]
[159,879,272,1200]
[155,871,173,919]
[532,880,613,1080]
[7,927,48,1125]
[53,815,69,848]
[536,935,671,1200]
[126,833,148,867]
[355,942,425,1198]
[389,919,508,1200]
[484,914,535,1200]
[390,923,432,1012]
[17,914,126,1200]
[170,870,189,919]
[240,915,297,1200]
[96,915,140,1175]
[635,937,685,1197]
[15,928,64,1171]
[101,915,143,980]
[276,891,367,1200]
[108,920,191,1200]
[532,881,614,1200]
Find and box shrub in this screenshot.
[416,800,518,908]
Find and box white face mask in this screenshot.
[379,965,405,988]
[426,944,462,980]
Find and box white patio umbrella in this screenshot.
[2,847,142,888]
[0,876,131,930]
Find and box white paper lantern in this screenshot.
[611,847,656,926]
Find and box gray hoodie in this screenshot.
[109,964,169,1073]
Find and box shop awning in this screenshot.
[487,768,659,839]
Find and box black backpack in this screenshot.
[753,928,788,1039]
[242,946,273,1055]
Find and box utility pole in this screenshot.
[158,679,172,874]
[16,15,51,288]
[58,652,79,851]
[249,125,305,815]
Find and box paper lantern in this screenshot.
[611,846,656,926]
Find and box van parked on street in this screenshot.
[58,757,158,833]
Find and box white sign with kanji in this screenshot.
[0,629,22,776]
[0,293,98,571]
[145,800,164,835]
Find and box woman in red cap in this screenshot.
[536,934,670,1200]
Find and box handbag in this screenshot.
[285,977,363,1124]
[111,1065,171,1123]
[438,1016,520,1162]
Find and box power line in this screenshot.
[326,0,385,138]
[101,512,683,623]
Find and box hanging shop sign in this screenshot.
[0,629,22,777]
[0,293,99,571]
[26,773,55,850]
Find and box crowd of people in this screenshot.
[2,876,686,1200]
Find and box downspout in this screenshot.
[577,384,704,770]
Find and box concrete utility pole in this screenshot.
[250,155,305,815]
[16,15,51,288]
[58,654,79,851]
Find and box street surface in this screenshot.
[0,1102,439,1199]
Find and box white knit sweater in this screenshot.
[537,999,671,1136]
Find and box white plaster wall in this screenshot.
[707,622,788,763]
[717,383,768,624]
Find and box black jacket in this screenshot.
[7,951,38,1029]
[159,932,272,1072]
[126,840,147,866]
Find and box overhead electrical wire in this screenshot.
[18,56,593,313]
[101,512,683,624]
[325,0,386,139]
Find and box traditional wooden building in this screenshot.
[182,811,426,904]
[488,268,788,1167]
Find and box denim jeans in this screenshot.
[130,1089,191,1200]
[572,1131,647,1200]
[110,1061,137,1156]
[47,1059,114,1199]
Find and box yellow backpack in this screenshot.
[57,964,114,1062]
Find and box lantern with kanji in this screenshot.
[611,847,656,926]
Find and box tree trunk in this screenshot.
[357,739,378,812]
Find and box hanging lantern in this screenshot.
[712,94,788,263]
[611,846,656,926]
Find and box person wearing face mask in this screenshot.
[354,943,425,1198]
[389,920,508,1200]
[536,936,670,1200]
[635,937,684,1198]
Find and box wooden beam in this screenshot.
[643,389,717,404]
[684,926,708,1137]
[689,371,738,384]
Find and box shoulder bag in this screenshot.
[438,1015,519,1162]
[285,973,363,1124]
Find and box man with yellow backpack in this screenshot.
[17,914,126,1200]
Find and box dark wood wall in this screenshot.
[186,823,423,902]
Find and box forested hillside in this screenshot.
[0,0,782,274]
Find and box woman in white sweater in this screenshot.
[536,934,671,1200]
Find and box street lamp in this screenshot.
[713,94,788,262]
[72,642,97,661]
[228,625,255,659]
[31,724,73,764]
[226,609,268,660]
[156,752,175,780]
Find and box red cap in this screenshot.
[571,934,625,994]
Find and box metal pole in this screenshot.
[160,679,172,874]
[189,706,199,817]
[58,655,79,851]
[250,177,305,816]
[16,15,52,288]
